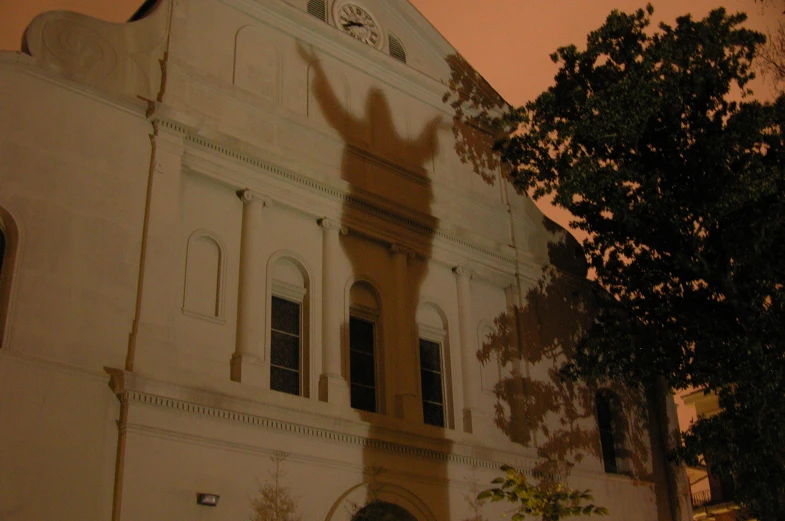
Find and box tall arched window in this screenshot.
[269,256,310,397]
[349,281,381,413]
[596,389,628,474]
[416,302,452,428]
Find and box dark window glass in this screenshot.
[420,339,444,427]
[270,297,300,396]
[271,297,299,335]
[596,391,618,473]
[350,316,376,412]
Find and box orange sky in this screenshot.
[0,0,779,230]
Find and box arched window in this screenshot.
[269,256,310,397]
[349,281,381,413]
[596,389,628,474]
[416,302,452,428]
[388,33,407,63]
[352,501,418,521]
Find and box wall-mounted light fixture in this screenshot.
[196,493,220,506]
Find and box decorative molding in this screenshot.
[389,243,416,259]
[237,188,272,207]
[317,217,348,235]
[119,388,500,470]
[271,279,308,303]
[23,0,170,100]
[452,265,474,279]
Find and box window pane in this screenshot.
[350,352,375,387]
[349,317,374,353]
[271,296,300,335]
[350,316,375,412]
[419,338,444,427]
[420,370,443,404]
[271,331,300,370]
[271,366,300,395]
[419,339,441,371]
[423,402,444,427]
[270,297,301,396]
[597,392,619,473]
[350,384,376,413]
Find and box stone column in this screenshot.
[391,244,421,422]
[318,217,350,406]
[231,189,271,386]
[453,265,480,433]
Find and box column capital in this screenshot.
[389,243,416,259]
[236,189,272,207]
[453,265,475,279]
[317,217,348,235]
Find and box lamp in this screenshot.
[196,493,220,506]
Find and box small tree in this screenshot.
[478,466,608,521]
[463,468,490,521]
[250,451,302,521]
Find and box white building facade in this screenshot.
[0,1,690,520]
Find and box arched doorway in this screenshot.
[352,501,418,521]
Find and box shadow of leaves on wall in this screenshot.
[479,218,653,481]
[442,54,508,185]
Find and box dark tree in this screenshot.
[489,6,785,520]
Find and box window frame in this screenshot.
[266,253,311,399]
[417,322,450,429]
[348,302,380,413]
[269,290,304,396]
[595,389,629,474]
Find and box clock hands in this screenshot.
[342,20,365,29]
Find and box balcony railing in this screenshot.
[691,490,712,507]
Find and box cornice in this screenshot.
[108,370,654,487]
[110,374,526,474]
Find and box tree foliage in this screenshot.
[490,5,785,520]
[755,0,785,91]
[478,466,608,521]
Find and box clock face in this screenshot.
[336,3,382,48]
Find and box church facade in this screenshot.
[0,1,690,519]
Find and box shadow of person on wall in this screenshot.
[298,42,450,521]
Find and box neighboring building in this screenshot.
[0,1,690,520]
[680,390,742,521]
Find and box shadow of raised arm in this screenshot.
[297,40,360,140]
